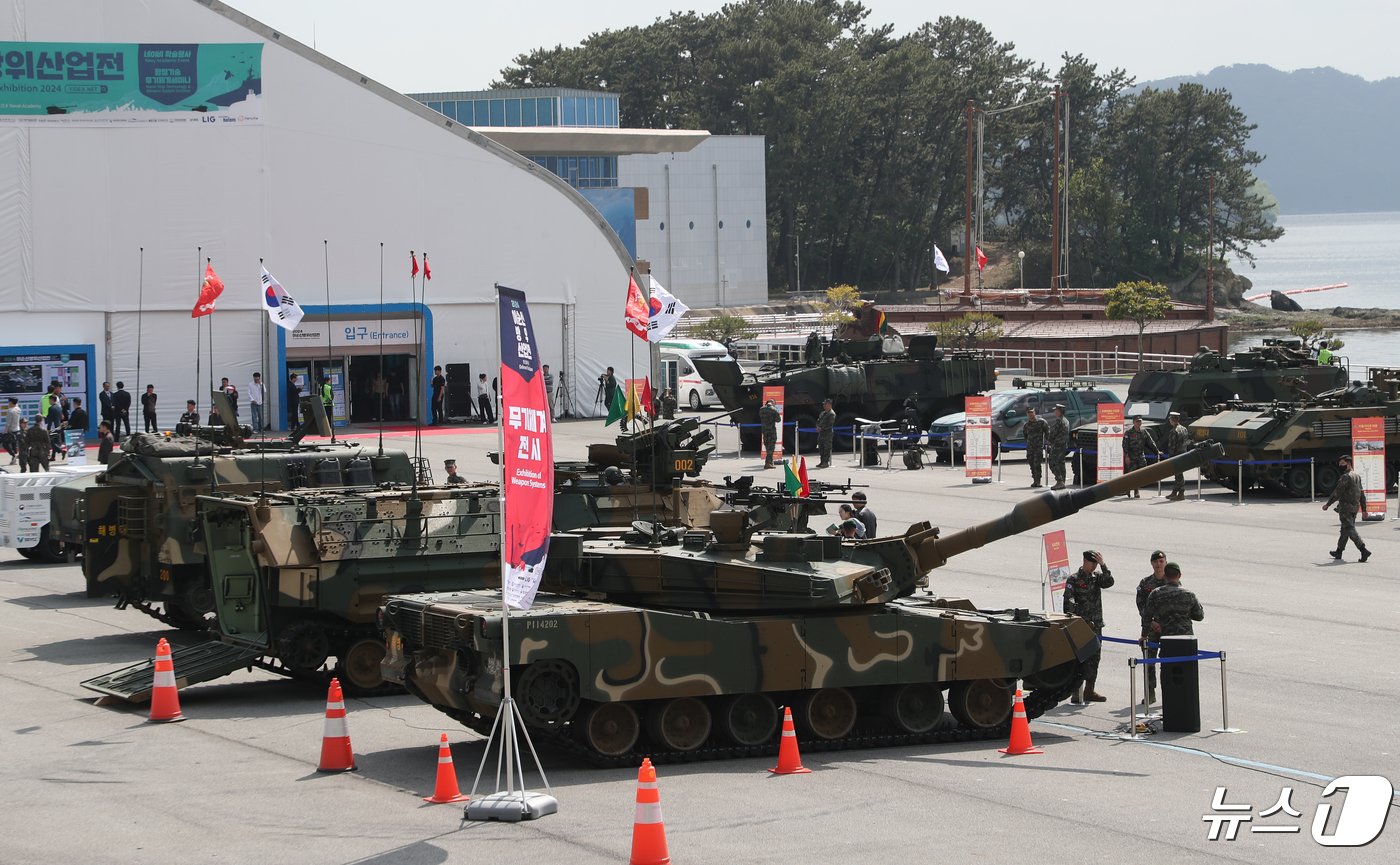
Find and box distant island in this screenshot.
[1140,65,1400,215]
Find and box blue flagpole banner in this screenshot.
[0,42,262,124]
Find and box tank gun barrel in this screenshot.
[913,441,1224,571]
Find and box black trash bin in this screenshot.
[1158,635,1201,732]
[862,438,881,466]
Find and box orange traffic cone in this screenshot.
[768,706,811,775]
[629,757,670,865]
[147,637,185,723]
[422,733,469,804]
[998,685,1043,755]
[317,678,356,772]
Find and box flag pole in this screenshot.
[206,258,215,401]
[376,242,385,456]
[409,251,419,491]
[323,240,335,444]
[465,284,555,823]
[136,247,144,398]
[194,246,202,418]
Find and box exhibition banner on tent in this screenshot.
[964,395,992,479]
[0,42,262,124]
[1352,417,1386,520]
[1096,403,1125,482]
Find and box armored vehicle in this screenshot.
[1189,368,1400,496]
[1074,341,1350,484]
[380,442,1222,765]
[50,395,418,628]
[694,333,995,452]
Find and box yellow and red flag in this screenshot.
[784,456,810,497]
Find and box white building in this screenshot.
[621,136,769,309]
[0,0,638,432]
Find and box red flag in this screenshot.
[798,456,810,497]
[423,253,431,281]
[191,263,224,318]
[411,251,419,278]
[624,274,649,340]
[975,246,988,271]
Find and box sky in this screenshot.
[225,0,1398,95]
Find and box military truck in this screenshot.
[694,333,995,452]
[50,394,418,628]
[1074,341,1350,484]
[380,442,1222,765]
[1188,368,1400,496]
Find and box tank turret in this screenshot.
[538,442,1223,612]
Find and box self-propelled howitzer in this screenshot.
[379,443,1223,765]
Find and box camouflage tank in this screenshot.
[197,482,502,694]
[379,442,1222,765]
[49,394,417,628]
[695,333,995,451]
[1188,367,1400,496]
[1073,340,1350,484]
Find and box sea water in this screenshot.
[1229,211,1400,368]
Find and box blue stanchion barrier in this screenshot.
[1133,651,1222,665]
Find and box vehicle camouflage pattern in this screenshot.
[379,442,1223,766]
[1075,340,1351,484]
[694,332,995,451]
[199,481,502,694]
[1189,367,1400,496]
[49,394,418,628]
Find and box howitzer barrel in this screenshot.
[915,441,1224,570]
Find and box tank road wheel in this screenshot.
[335,638,387,695]
[278,621,331,675]
[582,702,641,757]
[882,683,945,734]
[719,693,779,747]
[646,697,713,752]
[688,389,703,411]
[948,679,1012,730]
[1283,464,1312,498]
[516,659,581,728]
[796,687,857,740]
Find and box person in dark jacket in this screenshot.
[24,415,51,472]
[141,385,158,432]
[97,421,115,465]
[112,382,132,439]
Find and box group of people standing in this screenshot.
[1062,548,1205,706]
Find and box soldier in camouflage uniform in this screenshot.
[1145,562,1204,637]
[1324,454,1371,562]
[1135,550,1168,703]
[1062,549,1113,702]
[1123,416,1151,498]
[1165,412,1190,499]
[1046,404,1070,490]
[816,398,836,468]
[1022,407,1048,488]
[759,398,781,469]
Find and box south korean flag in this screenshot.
[261,266,305,331]
[645,276,691,343]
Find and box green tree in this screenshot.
[929,312,1004,349]
[1105,280,1172,367]
[820,284,863,326]
[1287,318,1344,351]
[693,312,757,344]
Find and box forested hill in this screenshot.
[1141,65,1400,215]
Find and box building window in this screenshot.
[441,101,457,121]
[522,98,537,126]
[426,101,441,113]
[562,97,576,126]
[746,219,752,228]
[474,100,488,125]
[718,220,724,229]
[659,222,665,230]
[689,221,694,230]
[505,98,521,126]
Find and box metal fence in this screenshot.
[981,348,1192,377]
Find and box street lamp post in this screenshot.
[794,225,801,294]
[1017,250,1025,290]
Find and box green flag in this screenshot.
[605,386,625,426]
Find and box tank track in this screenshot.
[430,676,1079,769]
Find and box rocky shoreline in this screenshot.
[1217,305,1400,331]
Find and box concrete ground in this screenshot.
[2,410,1397,864]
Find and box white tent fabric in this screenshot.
[0,0,634,423]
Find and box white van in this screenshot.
[658,339,732,411]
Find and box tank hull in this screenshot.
[382,589,1095,765]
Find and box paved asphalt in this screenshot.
[2,410,1396,864]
